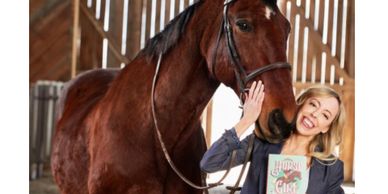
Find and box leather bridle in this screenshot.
[151,0,291,192]
[212,0,291,105]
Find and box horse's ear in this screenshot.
[262,0,277,9]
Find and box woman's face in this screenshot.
[295,96,339,137]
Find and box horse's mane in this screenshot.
[141,1,203,59]
[140,0,277,60]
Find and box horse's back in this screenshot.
[51,68,120,194]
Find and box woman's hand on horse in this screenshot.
[234,81,265,137]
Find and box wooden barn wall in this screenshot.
[30,0,72,83]
[279,0,355,182]
[73,0,197,76]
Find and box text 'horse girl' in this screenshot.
[51,0,296,193]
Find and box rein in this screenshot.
[151,54,231,190]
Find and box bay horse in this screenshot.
[51,0,297,193]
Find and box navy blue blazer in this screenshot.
[200,128,345,194]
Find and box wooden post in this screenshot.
[205,100,213,148]
[340,89,355,182]
[71,0,80,78]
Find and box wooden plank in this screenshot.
[296,15,305,82]
[71,0,80,78]
[344,0,355,79]
[340,91,355,182]
[305,28,314,83]
[79,6,103,72]
[318,0,325,34]
[31,33,71,82]
[145,0,153,44]
[107,0,124,67]
[335,0,344,60]
[287,0,296,79]
[30,2,71,64]
[174,0,180,17]
[155,0,162,34]
[126,0,143,60]
[184,0,190,8]
[30,0,47,17]
[164,0,172,26]
[294,82,354,92]
[30,0,65,25]
[324,0,334,83]
[205,100,213,148]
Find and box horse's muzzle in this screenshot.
[265,109,295,142]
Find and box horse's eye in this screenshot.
[236,20,253,32]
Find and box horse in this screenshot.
[51,0,297,193]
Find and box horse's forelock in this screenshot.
[262,0,277,10]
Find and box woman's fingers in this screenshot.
[252,81,262,101]
[255,83,264,102]
[248,81,257,99]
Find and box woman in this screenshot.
[200,81,346,194]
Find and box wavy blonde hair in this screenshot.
[295,86,346,161]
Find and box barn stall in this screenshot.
[30,0,355,193]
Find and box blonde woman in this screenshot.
[201,81,345,194]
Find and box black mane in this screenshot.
[141,1,202,59]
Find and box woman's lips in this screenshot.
[302,116,314,129]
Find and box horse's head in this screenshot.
[201,0,296,142]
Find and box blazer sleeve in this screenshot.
[200,128,253,173]
[327,160,345,194]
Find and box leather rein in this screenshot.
[151,0,291,191]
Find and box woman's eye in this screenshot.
[323,114,329,119]
[309,102,316,107]
[236,20,253,32]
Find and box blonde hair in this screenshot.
[295,86,346,161]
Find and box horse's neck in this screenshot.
[150,46,219,147]
[104,0,222,145]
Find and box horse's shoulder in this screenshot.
[56,68,121,119]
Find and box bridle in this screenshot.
[151,0,291,192]
[212,0,291,105]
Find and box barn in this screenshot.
[26,0,357,193]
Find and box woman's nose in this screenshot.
[311,111,319,118]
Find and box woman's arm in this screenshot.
[200,81,265,173]
[200,128,255,173]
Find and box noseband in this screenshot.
[151,0,291,192]
[212,0,291,104]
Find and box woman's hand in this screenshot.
[234,81,265,137]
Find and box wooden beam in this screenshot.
[79,3,130,64]
[205,100,213,148]
[340,91,355,182]
[71,0,80,78]
[294,82,354,93]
